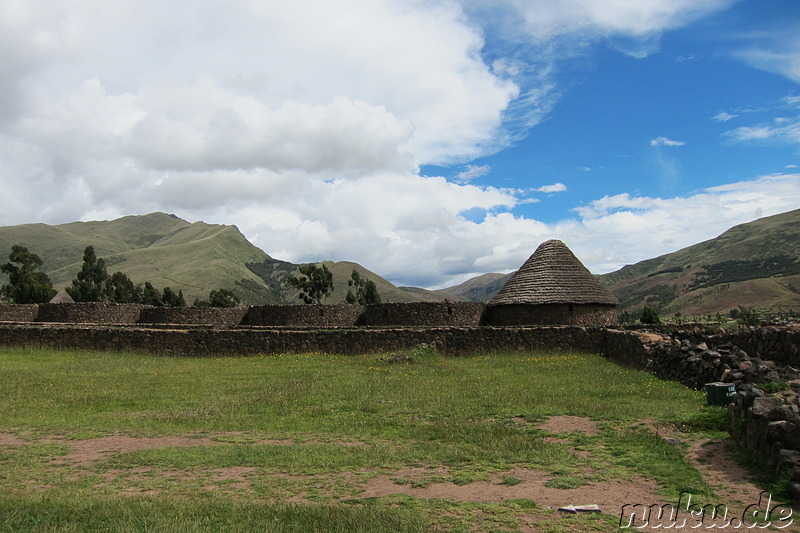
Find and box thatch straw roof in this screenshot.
[49,291,75,304]
[488,240,619,306]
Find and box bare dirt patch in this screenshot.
[50,435,222,466]
[48,433,365,466]
[0,432,26,447]
[360,466,661,513]
[686,438,768,507]
[537,415,598,436]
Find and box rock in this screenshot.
[768,420,797,441]
[751,396,784,419]
[789,482,800,501]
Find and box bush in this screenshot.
[640,306,661,325]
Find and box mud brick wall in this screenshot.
[486,303,617,327]
[241,305,364,327]
[360,302,486,327]
[139,307,248,326]
[0,304,40,322]
[36,303,147,324]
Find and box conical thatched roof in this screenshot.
[488,240,619,306]
[49,291,75,304]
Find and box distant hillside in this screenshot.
[0,213,443,305]
[245,258,447,304]
[599,209,800,317]
[436,272,513,302]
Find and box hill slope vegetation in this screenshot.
[598,209,800,317]
[0,213,444,305]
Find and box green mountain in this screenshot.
[436,272,513,302]
[598,209,800,317]
[0,213,444,305]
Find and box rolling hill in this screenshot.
[4,209,798,315]
[0,213,444,305]
[437,209,800,318]
[598,208,800,317]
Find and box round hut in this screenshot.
[487,240,618,326]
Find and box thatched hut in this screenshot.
[487,240,618,326]
[49,291,75,304]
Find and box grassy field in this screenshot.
[0,345,753,532]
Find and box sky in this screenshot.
[1,0,799,289]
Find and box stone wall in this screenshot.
[0,323,607,358]
[0,304,40,322]
[707,327,800,366]
[241,305,364,327]
[0,301,626,328]
[360,302,486,327]
[36,303,147,324]
[729,383,800,501]
[486,303,618,327]
[139,307,248,326]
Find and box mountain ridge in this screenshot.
[0,212,446,305]
[2,209,798,315]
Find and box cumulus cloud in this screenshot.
[0,0,793,290]
[497,0,735,41]
[650,136,686,147]
[535,183,568,193]
[564,173,800,273]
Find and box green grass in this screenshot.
[0,346,742,532]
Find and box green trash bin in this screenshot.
[705,382,736,406]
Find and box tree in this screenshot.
[640,305,661,325]
[0,245,56,304]
[140,282,163,306]
[287,263,334,304]
[345,270,381,305]
[208,288,240,308]
[66,246,110,302]
[162,287,186,307]
[106,271,142,303]
[736,305,760,328]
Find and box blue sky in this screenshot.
[426,0,800,223]
[1,0,799,288]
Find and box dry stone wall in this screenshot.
[0,304,39,322]
[139,307,248,326]
[241,305,363,327]
[729,382,800,501]
[359,302,486,327]
[36,303,146,324]
[0,322,608,357]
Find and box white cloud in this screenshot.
[535,183,568,193]
[650,136,686,147]
[725,118,800,144]
[734,36,800,83]
[498,0,735,41]
[712,111,738,122]
[1,0,794,291]
[564,173,800,273]
[722,95,800,145]
[454,165,491,183]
